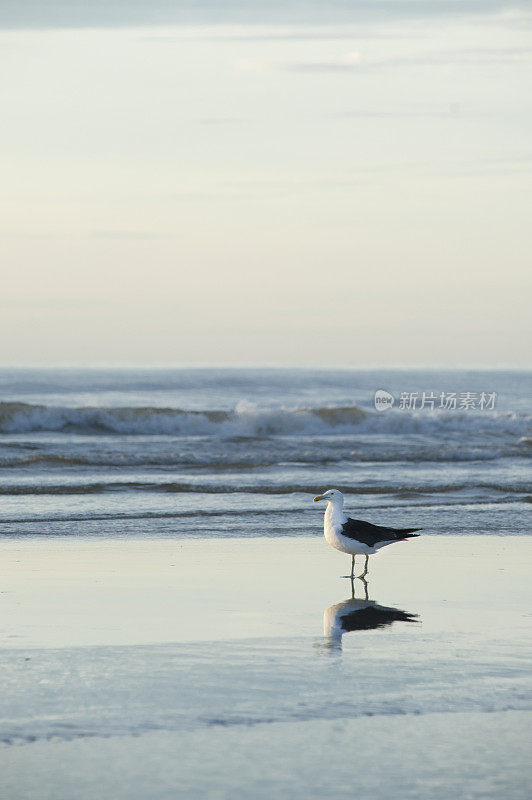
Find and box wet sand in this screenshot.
[1,534,531,799]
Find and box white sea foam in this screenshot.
[0,401,528,438]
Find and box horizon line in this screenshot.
[0,363,529,371]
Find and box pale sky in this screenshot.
[1,1,531,366]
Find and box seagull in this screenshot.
[313,489,421,578]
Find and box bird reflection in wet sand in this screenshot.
[321,577,419,652]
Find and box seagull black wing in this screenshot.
[341,517,421,548]
[339,605,418,632]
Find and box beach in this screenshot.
[1,534,531,799]
[0,368,530,798]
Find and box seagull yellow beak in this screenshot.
[313,494,326,502]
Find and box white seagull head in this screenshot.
[313,488,344,506]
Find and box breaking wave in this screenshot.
[0,480,528,496]
[0,401,528,438]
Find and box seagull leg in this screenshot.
[342,555,356,579]
[359,554,369,579]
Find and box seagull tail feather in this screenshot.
[395,528,421,538]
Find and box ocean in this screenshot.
[0,367,530,539]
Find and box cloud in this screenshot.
[89,230,167,240]
[197,117,241,125]
[332,105,467,119]
[1,0,531,30]
[284,46,532,72]
[288,51,362,71]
